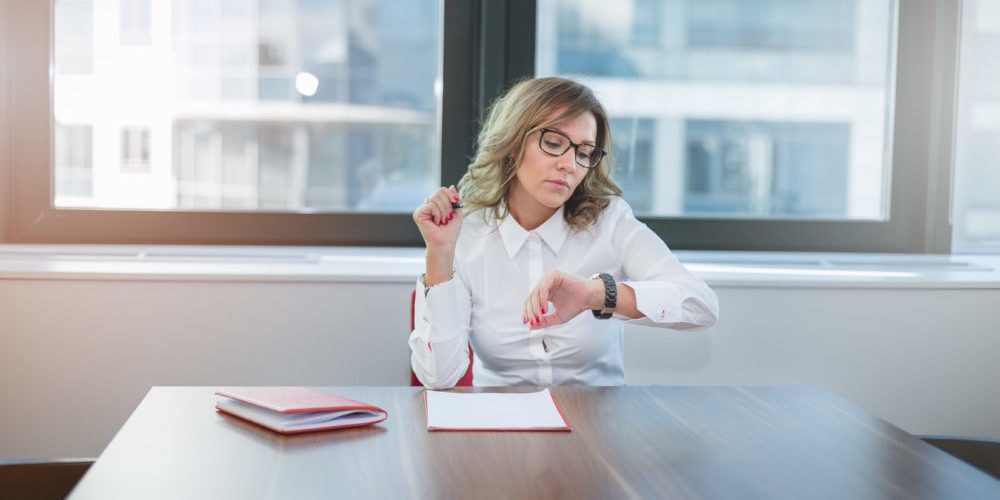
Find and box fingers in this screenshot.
[529,314,559,331]
[418,185,462,226]
[523,271,596,330]
[413,186,462,226]
[523,273,554,327]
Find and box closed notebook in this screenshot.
[215,387,388,434]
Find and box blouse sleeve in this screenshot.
[610,203,719,330]
[407,271,474,389]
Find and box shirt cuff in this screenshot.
[621,280,685,324]
[414,275,464,341]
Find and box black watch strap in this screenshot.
[590,272,616,319]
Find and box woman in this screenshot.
[411,77,718,389]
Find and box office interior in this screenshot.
[1,0,999,463]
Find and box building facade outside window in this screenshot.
[537,0,891,222]
[52,0,440,214]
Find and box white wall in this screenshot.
[1,277,999,459]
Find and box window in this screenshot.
[119,0,151,46]
[533,0,959,252]
[54,125,94,200]
[54,0,93,74]
[539,0,889,221]
[0,0,977,252]
[952,0,1000,253]
[682,120,850,218]
[54,0,440,213]
[120,126,150,174]
[5,0,451,245]
[686,0,856,52]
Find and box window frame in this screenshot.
[1,0,961,252]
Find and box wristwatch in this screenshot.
[590,272,617,319]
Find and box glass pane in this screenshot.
[536,0,895,220]
[53,0,441,213]
[952,0,1000,253]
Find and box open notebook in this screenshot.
[424,388,571,431]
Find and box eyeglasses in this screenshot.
[537,128,606,169]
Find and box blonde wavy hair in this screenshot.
[457,77,622,230]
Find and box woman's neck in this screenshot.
[507,189,556,231]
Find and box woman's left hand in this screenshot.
[523,270,603,330]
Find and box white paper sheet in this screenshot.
[424,388,571,431]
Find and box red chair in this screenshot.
[410,290,473,386]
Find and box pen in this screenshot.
[451,201,463,209]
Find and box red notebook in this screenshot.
[215,387,388,434]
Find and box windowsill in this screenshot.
[1,244,999,289]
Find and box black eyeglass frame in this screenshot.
[537,128,607,169]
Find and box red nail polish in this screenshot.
[541,306,546,314]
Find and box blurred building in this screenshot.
[53,0,439,212]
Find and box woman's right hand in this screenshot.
[413,185,464,251]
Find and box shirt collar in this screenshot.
[497,205,571,259]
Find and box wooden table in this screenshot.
[69,386,1000,499]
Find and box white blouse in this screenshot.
[409,197,719,389]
